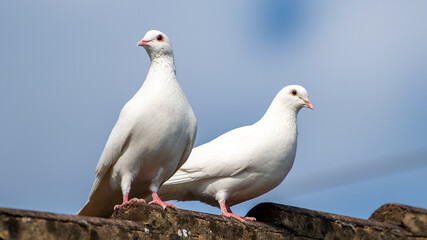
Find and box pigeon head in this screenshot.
[279,85,314,111]
[137,30,173,59]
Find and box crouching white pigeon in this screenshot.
[77,30,197,217]
[156,85,313,222]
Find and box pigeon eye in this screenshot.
[157,34,164,41]
[291,90,297,96]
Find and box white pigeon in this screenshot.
[77,30,197,218]
[156,85,313,222]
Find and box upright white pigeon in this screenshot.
[77,30,197,218]
[156,85,313,222]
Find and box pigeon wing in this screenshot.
[164,125,255,185]
[76,107,134,217]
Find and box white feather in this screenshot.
[77,30,197,217]
[157,85,312,210]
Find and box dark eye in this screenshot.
[291,90,297,96]
[157,34,164,41]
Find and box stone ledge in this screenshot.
[370,203,427,237]
[0,207,150,240]
[0,204,289,240]
[111,202,290,239]
[0,202,426,240]
[247,202,414,240]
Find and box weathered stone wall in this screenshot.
[370,203,427,238]
[0,202,426,239]
[247,203,411,240]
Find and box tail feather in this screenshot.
[76,175,122,218]
[153,182,192,202]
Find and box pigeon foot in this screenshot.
[149,192,176,209]
[218,201,255,222]
[114,197,145,210]
[243,216,256,221]
[220,212,248,223]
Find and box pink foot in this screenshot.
[220,211,248,223]
[149,192,176,209]
[114,194,145,210]
[243,216,257,221]
[218,201,255,222]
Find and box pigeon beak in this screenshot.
[301,98,314,110]
[137,40,151,47]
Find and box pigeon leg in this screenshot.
[114,193,145,210]
[149,192,176,209]
[219,201,255,222]
[114,193,130,210]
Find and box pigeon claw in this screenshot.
[149,199,176,209]
[113,198,145,210]
[128,198,146,204]
[149,192,176,209]
[218,201,254,223]
[243,216,256,221]
[220,212,248,223]
[113,203,124,211]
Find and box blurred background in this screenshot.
[1,1,426,219]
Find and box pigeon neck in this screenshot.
[258,98,299,129]
[145,55,177,84]
[151,54,175,66]
[149,52,175,65]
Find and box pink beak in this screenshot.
[302,98,314,110]
[137,40,151,47]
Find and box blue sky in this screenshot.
[1,1,426,219]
